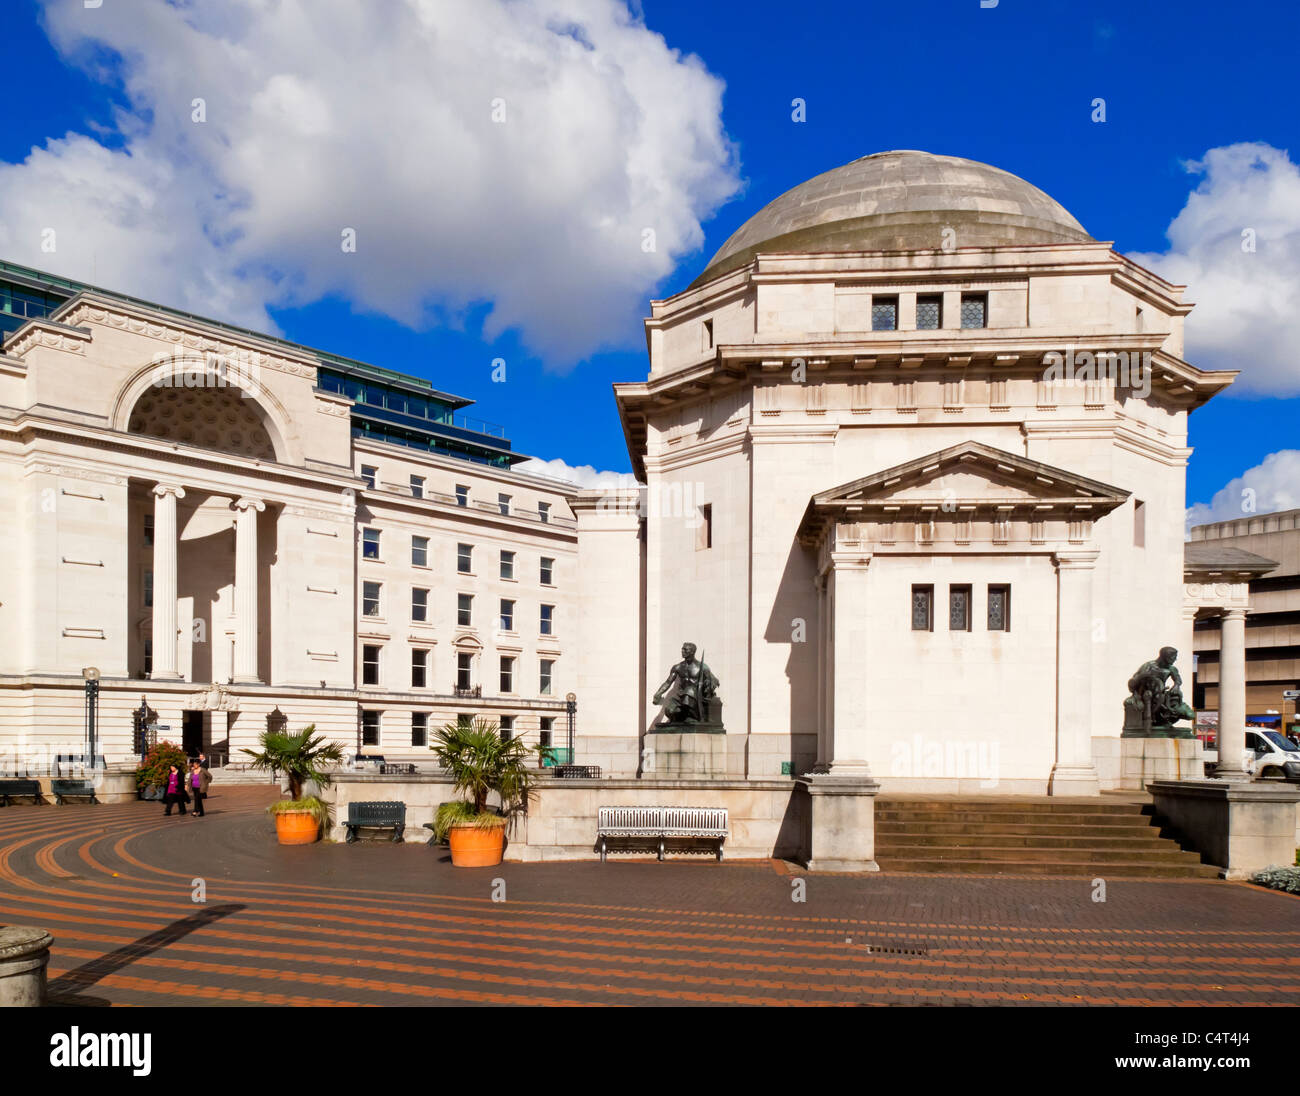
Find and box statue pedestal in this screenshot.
[645,732,727,778]
[1117,734,1203,789]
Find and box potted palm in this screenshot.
[430,718,541,866]
[242,724,343,845]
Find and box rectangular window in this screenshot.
[411,648,428,688]
[540,604,554,635]
[362,528,381,560]
[457,593,473,627]
[539,658,554,695]
[960,293,987,329]
[911,585,934,631]
[1134,499,1146,548]
[361,465,377,490]
[949,584,972,631]
[872,295,898,331]
[498,493,511,516]
[144,514,154,546]
[144,569,153,608]
[411,587,429,622]
[411,535,429,567]
[409,475,425,499]
[500,598,515,631]
[538,502,550,524]
[916,294,943,330]
[540,716,554,736]
[411,712,428,748]
[456,652,472,690]
[987,584,1011,632]
[499,656,515,694]
[500,550,515,580]
[499,715,514,741]
[362,581,382,617]
[457,543,473,573]
[361,710,380,746]
[143,638,152,678]
[697,503,713,550]
[362,645,381,685]
[539,725,552,748]
[455,484,469,507]
[540,556,554,585]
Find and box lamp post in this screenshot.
[81,667,100,764]
[565,692,576,764]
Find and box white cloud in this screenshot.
[517,456,639,488]
[0,0,740,361]
[1129,143,1300,395]
[1186,449,1300,531]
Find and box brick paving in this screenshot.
[1,786,1298,1006]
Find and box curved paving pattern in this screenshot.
[1,787,1298,1006]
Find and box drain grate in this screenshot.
[860,939,929,956]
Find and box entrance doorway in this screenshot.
[182,710,205,757]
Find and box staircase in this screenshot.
[874,796,1219,877]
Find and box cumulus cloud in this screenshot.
[517,456,639,488]
[0,0,740,360]
[1186,449,1300,531]
[1129,143,1300,395]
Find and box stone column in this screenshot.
[813,572,828,770]
[1049,550,1101,796]
[0,926,53,1006]
[232,497,266,684]
[150,483,185,679]
[1215,608,1251,780]
[827,552,872,776]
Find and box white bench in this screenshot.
[597,806,728,862]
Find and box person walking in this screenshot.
[162,764,189,817]
[188,760,211,818]
[197,752,210,770]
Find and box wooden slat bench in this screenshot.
[0,779,43,806]
[344,801,406,843]
[597,806,728,862]
[51,780,98,805]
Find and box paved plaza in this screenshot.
[1,786,1298,1007]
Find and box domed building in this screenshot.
[568,150,1260,864]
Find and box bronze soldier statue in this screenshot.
[652,642,720,727]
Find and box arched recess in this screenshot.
[111,356,298,464]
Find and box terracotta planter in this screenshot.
[448,821,506,867]
[274,810,320,845]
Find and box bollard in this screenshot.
[0,926,54,1007]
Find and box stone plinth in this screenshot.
[0,926,53,1007]
[1116,736,1203,790]
[1148,779,1300,879]
[644,732,727,778]
[799,773,880,872]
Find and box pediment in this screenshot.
[799,441,1128,545]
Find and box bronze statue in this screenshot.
[1123,646,1196,737]
[652,642,721,728]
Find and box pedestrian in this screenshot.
[188,760,211,817]
[162,764,189,817]
[198,752,210,770]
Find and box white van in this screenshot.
[1244,729,1300,783]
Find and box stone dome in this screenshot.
[691,150,1092,287]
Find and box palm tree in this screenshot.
[431,718,542,839]
[242,724,344,801]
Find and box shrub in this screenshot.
[135,741,189,789]
[429,718,543,842]
[1252,865,1300,895]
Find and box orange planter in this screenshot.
[274,810,320,845]
[448,821,506,867]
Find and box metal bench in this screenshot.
[597,806,728,862]
[344,800,406,843]
[555,764,602,779]
[51,780,98,805]
[0,779,43,806]
[378,763,416,775]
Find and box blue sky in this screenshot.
[3,0,1298,512]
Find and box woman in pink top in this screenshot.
[162,763,189,817]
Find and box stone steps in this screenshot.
[873,796,1217,878]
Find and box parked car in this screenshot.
[1245,729,1300,783]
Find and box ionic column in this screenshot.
[150,484,185,680]
[232,497,266,684]
[1215,608,1250,780]
[1049,550,1101,796]
[827,553,873,777]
